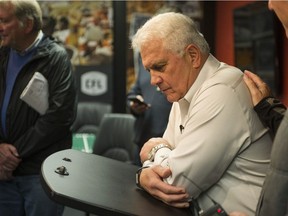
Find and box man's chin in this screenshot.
[166,95,178,103]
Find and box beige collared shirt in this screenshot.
[147,54,272,215]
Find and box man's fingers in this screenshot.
[153,186,190,208]
[152,165,172,179]
[164,201,190,208]
[243,73,261,98]
[0,144,20,158]
[244,70,271,95]
[9,147,20,158]
[243,70,272,106]
[0,144,21,169]
[141,166,187,195]
[243,73,257,91]
[244,70,263,86]
[140,166,191,208]
[2,164,13,171]
[162,198,190,208]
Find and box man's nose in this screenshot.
[150,71,161,86]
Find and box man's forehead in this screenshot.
[0,5,13,17]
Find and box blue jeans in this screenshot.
[0,175,64,216]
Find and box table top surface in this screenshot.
[41,149,190,216]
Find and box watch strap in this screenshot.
[148,143,171,162]
[136,166,149,189]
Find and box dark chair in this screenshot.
[71,102,112,136]
[92,113,136,163]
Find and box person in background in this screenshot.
[0,1,77,216]
[53,16,70,44]
[230,1,288,216]
[127,6,181,166]
[42,15,56,37]
[127,52,172,166]
[132,12,272,216]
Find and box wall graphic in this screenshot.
[39,1,113,103]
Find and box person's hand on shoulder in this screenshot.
[140,165,190,208]
[243,70,272,106]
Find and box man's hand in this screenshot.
[140,165,190,208]
[130,101,149,115]
[0,166,13,180]
[243,70,272,106]
[140,138,171,163]
[0,143,21,179]
[129,95,150,115]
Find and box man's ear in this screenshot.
[186,44,201,69]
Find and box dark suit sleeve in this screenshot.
[254,97,287,137]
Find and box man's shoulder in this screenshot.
[204,65,243,89]
[40,36,66,51]
[38,36,69,59]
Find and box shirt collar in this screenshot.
[15,30,44,56]
[183,54,221,104]
[177,54,221,122]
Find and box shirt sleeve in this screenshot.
[154,84,254,198]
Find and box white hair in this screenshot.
[132,12,210,56]
[0,0,42,31]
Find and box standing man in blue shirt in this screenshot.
[0,1,76,215]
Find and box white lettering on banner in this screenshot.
[81,71,108,96]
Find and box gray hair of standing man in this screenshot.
[0,0,42,32]
[132,12,210,57]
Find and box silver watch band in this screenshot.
[148,143,171,162]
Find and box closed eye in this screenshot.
[150,63,167,73]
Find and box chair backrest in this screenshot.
[92,113,136,163]
[71,102,112,135]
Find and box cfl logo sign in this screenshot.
[81,71,108,96]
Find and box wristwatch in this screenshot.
[136,166,149,189]
[148,143,171,162]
